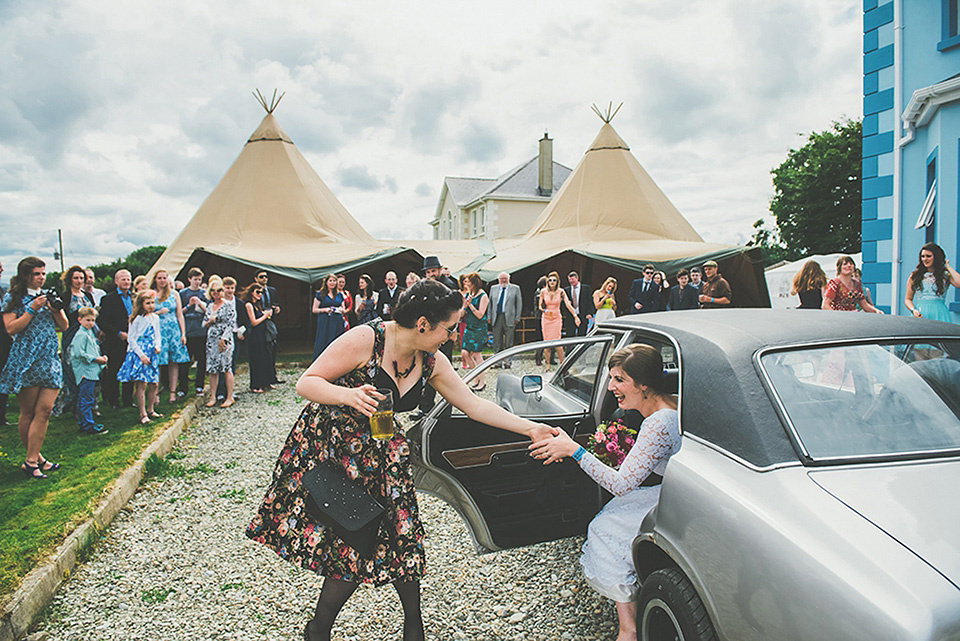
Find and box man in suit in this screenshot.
[254,270,283,385]
[667,269,699,310]
[418,257,456,416]
[563,271,594,337]
[376,271,403,320]
[628,264,661,313]
[488,272,522,365]
[99,269,134,409]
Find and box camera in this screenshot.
[40,289,65,311]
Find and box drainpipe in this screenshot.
[891,0,903,314]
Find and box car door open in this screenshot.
[409,334,618,554]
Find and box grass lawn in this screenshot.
[0,390,193,599]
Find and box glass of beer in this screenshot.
[370,388,394,440]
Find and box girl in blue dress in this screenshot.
[150,270,190,403]
[905,243,960,322]
[312,274,345,359]
[0,257,68,479]
[117,289,162,424]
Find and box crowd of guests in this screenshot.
[0,257,283,479]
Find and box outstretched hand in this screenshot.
[529,429,579,465]
[527,423,560,444]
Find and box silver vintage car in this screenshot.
[409,309,960,640]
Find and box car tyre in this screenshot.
[637,567,717,641]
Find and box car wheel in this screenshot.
[638,567,717,641]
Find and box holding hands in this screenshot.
[529,429,579,465]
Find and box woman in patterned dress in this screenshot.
[905,242,960,322]
[353,274,378,325]
[531,344,681,641]
[203,279,236,408]
[460,272,489,392]
[52,265,95,416]
[246,279,557,641]
[822,255,883,313]
[150,270,190,403]
[0,257,68,478]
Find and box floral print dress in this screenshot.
[0,292,63,393]
[246,319,435,585]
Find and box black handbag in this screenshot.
[302,460,386,558]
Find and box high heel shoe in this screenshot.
[22,462,47,479]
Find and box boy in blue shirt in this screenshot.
[71,307,108,434]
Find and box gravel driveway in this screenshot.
[40,367,617,641]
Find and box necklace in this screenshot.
[391,324,417,379]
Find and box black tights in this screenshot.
[306,577,424,641]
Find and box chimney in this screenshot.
[538,132,553,197]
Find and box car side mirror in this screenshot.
[521,375,543,394]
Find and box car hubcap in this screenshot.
[642,598,684,641]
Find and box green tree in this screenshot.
[47,245,167,290]
[749,217,791,266]
[769,118,862,259]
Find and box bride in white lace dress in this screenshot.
[531,343,680,641]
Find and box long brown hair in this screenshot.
[130,289,156,323]
[61,265,86,294]
[909,242,949,296]
[5,256,45,312]
[150,270,173,302]
[791,261,827,294]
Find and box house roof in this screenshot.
[441,157,572,210]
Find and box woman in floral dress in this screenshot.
[246,279,557,641]
[822,255,883,313]
[150,270,190,403]
[905,242,960,322]
[0,257,68,478]
[203,280,236,408]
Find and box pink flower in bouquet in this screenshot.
[606,441,618,453]
[594,431,605,443]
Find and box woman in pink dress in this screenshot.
[539,271,579,371]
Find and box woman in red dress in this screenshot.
[822,255,883,313]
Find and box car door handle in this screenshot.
[490,449,534,468]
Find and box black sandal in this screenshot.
[37,456,61,472]
[22,462,48,479]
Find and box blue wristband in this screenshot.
[572,446,586,462]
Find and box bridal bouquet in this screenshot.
[586,419,637,468]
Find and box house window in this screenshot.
[940,0,960,50]
[478,206,485,237]
[915,156,937,243]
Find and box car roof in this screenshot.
[598,310,960,468]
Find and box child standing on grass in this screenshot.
[116,290,162,425]
[70,307,108,435]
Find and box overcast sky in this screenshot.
[0,0,862,274]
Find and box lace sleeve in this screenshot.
[578,410,679,497]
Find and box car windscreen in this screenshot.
[760,341,960,461]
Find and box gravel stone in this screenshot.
[38,365,619,640]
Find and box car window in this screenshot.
[549,341,609,405]
[449,336,615,419]
[760,341,960,460]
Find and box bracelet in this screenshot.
[26,307,37,315]
[572,446,586,462]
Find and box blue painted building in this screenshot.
[862,0,960,318]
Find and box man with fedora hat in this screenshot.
[415,256,459,418]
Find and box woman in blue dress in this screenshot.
[150,270,190,403]
[460,272,489,391]
[52,265,95,417]
[312,274,345,359]
[0,257,69,479]
[905,243,960,322]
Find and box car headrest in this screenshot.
[662,369,679,395]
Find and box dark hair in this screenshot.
[5,256,45,312]
[909,242,949,296]
[537,275,547,289]
[677,268,690,279]
[188,267,203,279]
[835,255,855,275]
[463,272,482,293]
[568,271,579,279]
[607,344,666,394]
[255,270,268,278]
[61,264,86,292]
[357,274,374,297]
[643,264,656,272]
[240,283,264,306]
[393,279,463,329]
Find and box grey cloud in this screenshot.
[635,63,725,144]
[414,182,432,197]
[337,164,382,191]
[384,176,398,194]
[0,163,28,191]
[459,123,505,163]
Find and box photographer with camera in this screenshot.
[0,256,68,479]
